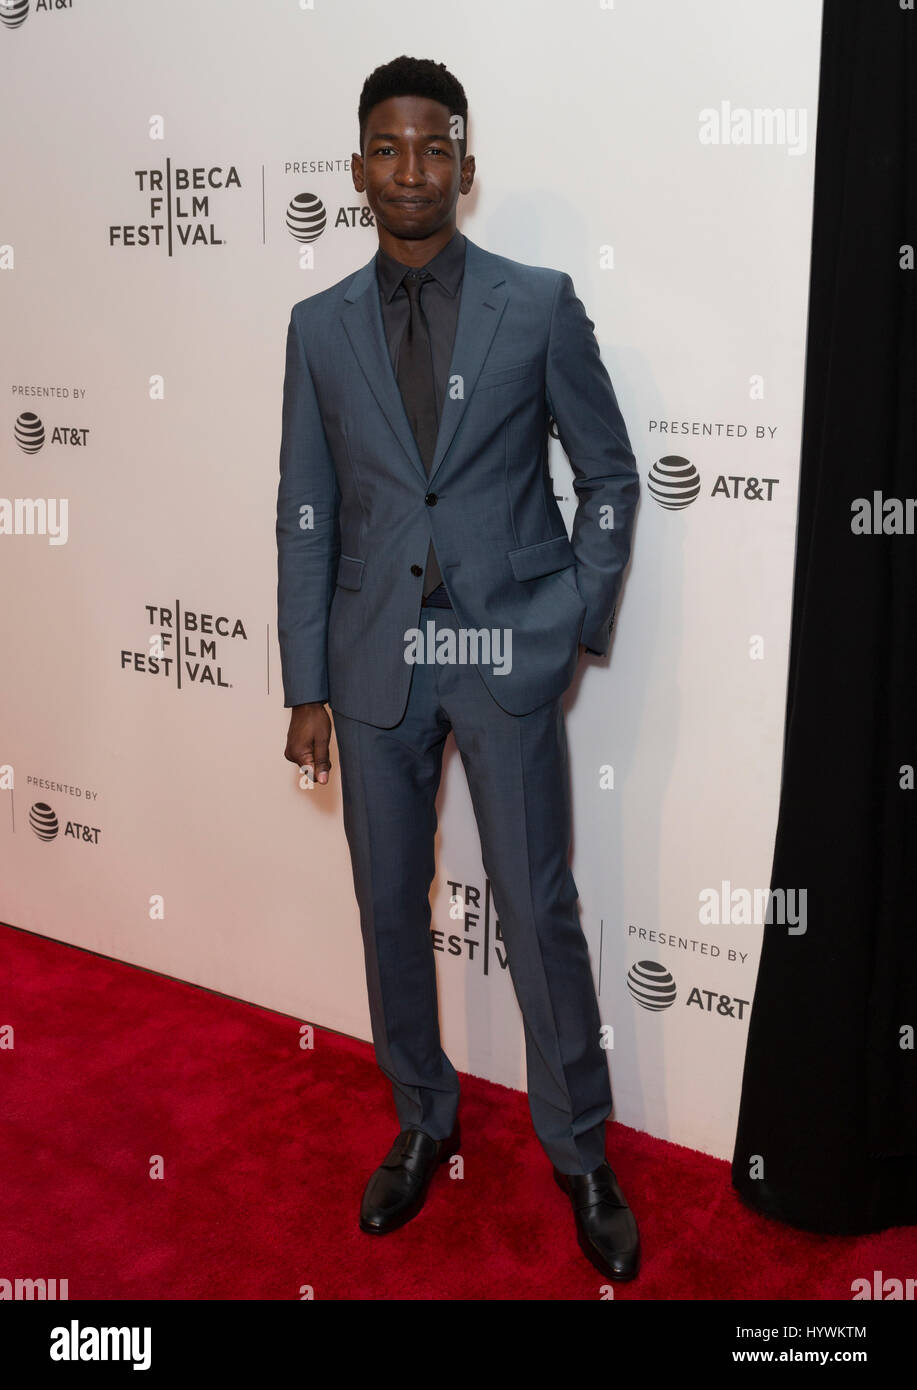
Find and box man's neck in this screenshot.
[376,223,458,268]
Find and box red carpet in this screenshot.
[1,921,912,1300]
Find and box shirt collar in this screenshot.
[375,229,466,303]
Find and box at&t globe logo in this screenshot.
[627,960,677,1011]
[29,802,59,841]
[0,0,29,30]
[15,412,45,453]
[647,455,701,510]
[285,193,327,243]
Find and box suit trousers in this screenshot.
[331,604,612,1174]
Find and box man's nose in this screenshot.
[395,152,425,184]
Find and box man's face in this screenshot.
[353,94,474,241]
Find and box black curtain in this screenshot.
[731,0,917,1234]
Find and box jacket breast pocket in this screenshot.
[336,554,364,590]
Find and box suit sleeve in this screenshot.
[544,272,639,655]
[276,306,341,707]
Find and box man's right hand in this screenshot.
[284,702,333,785]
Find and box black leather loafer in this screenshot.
[553,1160,641,1281]
[359,1123,461,1235]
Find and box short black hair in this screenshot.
[358,55,468,160]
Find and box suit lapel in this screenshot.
[341,234,508,486]
[429,237,508,484]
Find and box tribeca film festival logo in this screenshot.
[0,0,72,31]
[698,102,808,157]
[435,878,509,975]
[109,145,242,254]
[626,960,750,1021]
[646,455,780,511]
[119,600,248,691]
[404,622,512,675]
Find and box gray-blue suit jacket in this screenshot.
[276,234,639,727]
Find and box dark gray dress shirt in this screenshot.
[375,229,466,608]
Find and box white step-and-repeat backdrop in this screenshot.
[0,0,822,1159]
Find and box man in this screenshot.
[276,55,640,1282]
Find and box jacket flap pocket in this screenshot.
[507,534,576,581]
[336,554,365,590]
[475,358,538,390]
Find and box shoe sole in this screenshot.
[359,1136,460,1236]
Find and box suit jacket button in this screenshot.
[425,493,437,506]
[410,564,423,576]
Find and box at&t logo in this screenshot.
[29,802,100,845]
[627,960,677,1010]
[0,0,29,29]
[0,1,74,28]
[285,193,326,243]
[627,960,749,1020]
[13,413,88,453]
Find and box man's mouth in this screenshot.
[390,197,432,205]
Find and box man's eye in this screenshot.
[371,145,449,157]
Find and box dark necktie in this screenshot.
[397,270,443,597]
